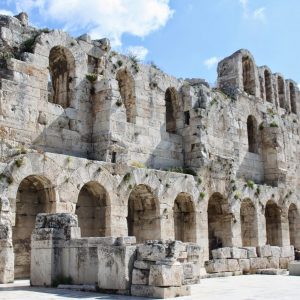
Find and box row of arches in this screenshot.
[12,173,300,279]
[242,55,297,113]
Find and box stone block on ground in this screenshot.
[211,247,231,259]
[270,246,281,257]
[230,247,247,259]
[239,259,250,274]
[243,247,257,258]
[131,284,191,298]
[256,269,287,275]
[279,257,292,269]
[250,257,268,271]
[205,259,228,273]
[137,243,166,261]
[289,261,300,276]
[227,259,240,272]
[256,245,272,257]
[281,246,294,258]
[149,264,183,287]
[132,268,149,285]
[267,257,279,269]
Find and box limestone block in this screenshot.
[205,259,228,273]
[137,243,166,261]
[280,246,294,258]
[212,247,231,259]
[231,247,247,259]
[289,261,300,276]
[256,245,272,257]
[131,284,191,298]
[182,262,198,280]
[149,264,183,287]
[115,236,136,246]
[134,260,154,270]
[250,258,268,270]
[270,246,281,257]
[227,259,240,272]
[97,245,136,290]
[279,257,291,269]
[267,257,279,269]
[0,242,14,283]
[132,268,149,285]
[239,259,250,274]
[243,247,257,258]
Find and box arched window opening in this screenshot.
[76,181,108,237]
[240,199,258,247]
[13,175,55,279]
[173,193,196,242]
[165,87,177,133]
[247,115,258,154]
[242,56,256,96]
[265,200,282,246]
[264,70,272,103]
[207,193,232,258]
[289,83,297,114]
[48,46,75,108]
[116,69,136,123]
[127,184,160,242]
[288,204,300,248]
[277,76,285,109]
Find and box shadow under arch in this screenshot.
[75,181,110,237]
[173,192,196,243]
[127,184,160,243]
[13,174,55,279]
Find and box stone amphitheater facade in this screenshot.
[0,12,299,285]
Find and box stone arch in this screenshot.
[247,115,258,154]
[242,55,256,96]
[288,203,300,248]
[173,193,196,242]
[165,87,178,133]
[75,181,109,237]
[265,200,282,246]
[116,69,136,123]
[48,45,75,108]
[289,82,297,114]
[207,193,232,257]
[277,76,285,109]
[13,175,55,279]
[240,198,258,246]
[264,69,272,103]
[127,184,160,242]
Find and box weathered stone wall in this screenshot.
[0,12,300,286]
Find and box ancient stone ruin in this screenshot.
[0,11,300,298]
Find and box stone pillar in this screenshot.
[108,205,128,237]
[280,212,290,247]
[197,211,209,262]
[257,207,267,246]
[30,213,79,286]
[0,232,14,283]
[159,204,174,240]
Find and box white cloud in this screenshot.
[253,7,266,22]
[298,84,300,90]
[204,57,219,69]
[0,9,13,16]
[12,0,174,47]
[126,46,149,61]
[239,0,266,23]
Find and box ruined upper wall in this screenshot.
[0,12,300,183]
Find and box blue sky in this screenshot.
[1,0,299,86]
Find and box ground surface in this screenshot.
[1,275,300,300]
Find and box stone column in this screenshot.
[257,207,267,246]
[107,204,128,237]
[0,225,14,283]
[158,204,174,240]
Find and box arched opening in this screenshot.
[288,204,300,248]
[277,76,285,109]
[48,46,75,108]
[116,69,136,123]
[242,56,256,96]
[240,199,258,246]
[207,193,232,258]
[165,87,177,133]
[265,200,282,246]
[264,70,272,103]
[127,184,160,243]
[289,83,297,114]
[247,115,258,154]
[13,175,55,279]
[173,193,196,242]
[76,181,108,237]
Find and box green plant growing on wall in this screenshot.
[15,158,24,168]
[86,73,97,82]
[123,173,131,182]
[270,121,278,128]
[246,180,255,189]
[199,192,205,199]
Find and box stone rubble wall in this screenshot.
[130,240,201,298]
[205,245,295,275]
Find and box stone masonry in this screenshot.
[0,11,300,294]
